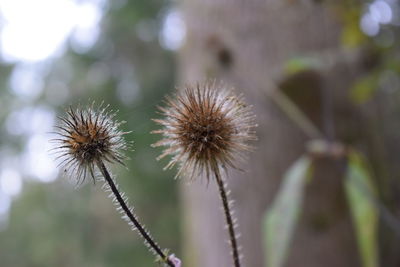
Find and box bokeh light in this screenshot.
[0,0,104,62]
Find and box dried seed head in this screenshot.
[152,81,257,180]
[51,104,130,184]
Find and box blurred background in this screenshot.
[0,0,183,266]
[0,0,399,267]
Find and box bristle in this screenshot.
[152,81,257,180]
[51,105,129,184]
[102,173,163,258]
[52,104,178,266]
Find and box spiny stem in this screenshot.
[214,168,241,267]
[97,160,175,267]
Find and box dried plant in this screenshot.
[52,104,128,184]
[153,81,257,267]
[51,104,178,267]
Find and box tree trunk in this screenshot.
[178,1,366,266]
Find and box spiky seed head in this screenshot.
[152,81,257,180]
[51,104,130,184]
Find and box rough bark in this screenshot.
[178,1,365,266]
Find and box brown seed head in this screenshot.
[152,81,257,180]
[51,104,129,184]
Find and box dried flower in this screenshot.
[153,81,256,267]
[51,104,129,184]
[51,104,178,267]
[152,81,256,180]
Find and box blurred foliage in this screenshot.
[263,148,380,267]
[263,157,313,267]
[283,57,323,76]
[350,72,379,104]
[0,0,180,266]
[265,0,400,264]
[339,5,367,48]
[345,151,379,267]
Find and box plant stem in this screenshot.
[214,168,241,267]
[269,89,323,139]
[321,83,335,142]
[97,160,175,267]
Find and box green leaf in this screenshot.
[350,74,378,104]
[283,57,322,75]
[263,156,313,267]
[345,151,379,267]
[340,7,367,48]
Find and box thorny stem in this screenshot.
[214,168,241,267]
[97,160,175,267]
